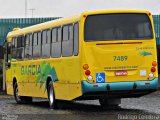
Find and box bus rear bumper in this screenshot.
[80,78,158,99]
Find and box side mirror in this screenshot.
[0,46,4,59]
[6,62,11,68]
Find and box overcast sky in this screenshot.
[0,0,160,18]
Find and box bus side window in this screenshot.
[51,28,57,57]
[12,37,17,59]
[17,36,24,60]
[29,34,33,59]
[62,24,73,57]
[12,38,15,48]
[33,32,41,59]
[47,29,51,57]
[74,23,79,56]
[57,27,62,57]
[7,42,11,63]
[25,34,32,60]
[42,30,51,58]
[38,31,42,58]
[51,27,61,58]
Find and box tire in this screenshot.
[14,82,32,104]
[14,82,22,104]
[99,98,121,108]
[48,81,57,109]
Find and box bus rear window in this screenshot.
[84,13,153,41]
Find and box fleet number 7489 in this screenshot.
[113,56,128,61]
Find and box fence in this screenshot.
[153,15,160,45]
[0,17,60,45]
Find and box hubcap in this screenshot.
[15,87,20,101]
[49,86,54,105]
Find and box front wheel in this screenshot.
[48,81,58,109]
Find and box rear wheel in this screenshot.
[99,98,121,108]
[14,82,32,104]
[48,81,58,109]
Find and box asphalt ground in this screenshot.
[0,91,160,120]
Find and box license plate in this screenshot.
[115,71,128,76]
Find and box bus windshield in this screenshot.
[84,13,153,41]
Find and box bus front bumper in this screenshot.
[80,78,158,99]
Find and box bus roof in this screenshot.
[6,14,81,42]
[6,9,151,43]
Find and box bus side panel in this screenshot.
[53,57,82,100]
[22,83,48,98]
[15,57,82,100]
[12,62,26,96]
[54,83,82,100]
[6,63,16,95]
[6,69,13,95]
[17,60,48,98]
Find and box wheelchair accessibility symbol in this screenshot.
[96,73,105,83]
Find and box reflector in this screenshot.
[151,67,156,72]
[85,70,91,76]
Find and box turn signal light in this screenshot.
[85,70,91,76]
[83,64,89,70]
[151,67,156,73]
[152,61,157,67]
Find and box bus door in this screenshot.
[5,42,13,94]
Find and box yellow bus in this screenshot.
[5,10,158,109]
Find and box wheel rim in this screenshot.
[15,87,21,101]
[49,86,54,105]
